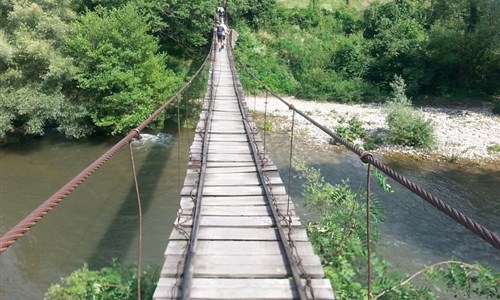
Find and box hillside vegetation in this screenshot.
[1,0,498,144]
[232,0,499,104]
[0,0,217,143]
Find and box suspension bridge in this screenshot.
[1,20,498,300]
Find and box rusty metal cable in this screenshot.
[287,110,296,219]
[0,47,213,254]
[177,98,183,191]
[128,141,143,300]
[363,152,374,300]
[234,57,500,251]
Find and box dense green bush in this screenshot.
[64,3,182,135]
[234,23,297,94]
[332,116,366,143]
[44,262,159,300]
[385,76,435,148]
[0,0,92,142]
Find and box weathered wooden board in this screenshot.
[179,195,291,206]
[169,227,306,241]
[186,165,277,174]
[193,134,250,142]
[179,200,295,212]
[175,215,301,227]
[165,240,315,256]
[166,256,323,278]
[153,278,335,299]
[178,203,296,216]
[180,185,287,196]
[183,172,282,186]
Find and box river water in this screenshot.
[1,128,498,299]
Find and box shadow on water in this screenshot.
[86,130,180,267]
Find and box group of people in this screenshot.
[216,6,228,50]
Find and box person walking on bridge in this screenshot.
[217,5,225,19]
[215,21,228,50]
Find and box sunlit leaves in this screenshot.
[65,3,181,134]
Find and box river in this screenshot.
[0,127,498,299]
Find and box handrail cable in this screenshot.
[0,47,213,254]
[234,57,500,251]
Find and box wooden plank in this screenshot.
[194,255,324,278]
[180,185,287,196]
[186,165,277,174]
[178,204,296,216]
[185,173,261,186]
[161,255,323,277]
[179,195,291,206]
[179,199,295,212]
[169,227,307,241]
[205,161,274,168]
[174,215,301,227]
[183,172,283,186]
[153,278,335,300]
[165,240,315,256]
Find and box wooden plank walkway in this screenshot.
[153,43,335,299]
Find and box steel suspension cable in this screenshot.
[234,57,500,251]
[0,48,213,254]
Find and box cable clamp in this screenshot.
[360,151,373,164]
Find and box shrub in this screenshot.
[332,116,366,143]
[385,75,435,148]
[44,262,159,300]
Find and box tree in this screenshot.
[363,0,431,95]
[64,3,181,135]
[158,0,217,56]
[227,0,277,28]
[0,0,92,143]
[425,0,500,94]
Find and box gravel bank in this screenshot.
[247,96,500,163]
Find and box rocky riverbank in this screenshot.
[247,96,500,165]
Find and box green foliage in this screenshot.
[235,24,297,94]
[227,0,277,28]
[0,0,91,142]
[157,0,217,55]
[426,0,500,95]
[385,76,436,148]
[258,121,273,132]
[329,33,370,79]
[44,261,159,300]
[363,134,385,151]
[363,0,430,95]
[371,168,394,193]
[332,116,366,143]
[0,87,91,143]
[65,3,182,135]
[487,143,500,154]
[295,163,500,299]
